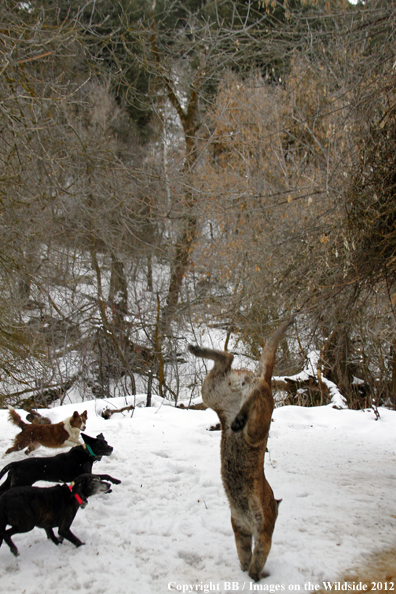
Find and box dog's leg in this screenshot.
[45,528,62,545]
[58,525,84,547]
[248,529,272,582]
[3,527,26,556]
[5,432,33,456]
[25,442,40,455]
[4,443,24,456]
[231,515,253,572]
[0,516,5,550]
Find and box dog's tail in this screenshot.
[258,318,294,384]
[0,463,14,480]
[7,406,26,429]
[0,463,15,492]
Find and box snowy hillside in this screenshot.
[0,399,395,594]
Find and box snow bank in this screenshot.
[0,400,395,593]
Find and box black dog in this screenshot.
[0,433,120,493]
[0,474,113,556]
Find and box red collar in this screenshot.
[68,484,84,506]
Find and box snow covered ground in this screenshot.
[0,398,395,594]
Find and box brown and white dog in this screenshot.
[4,407,88,456]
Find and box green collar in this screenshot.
[83,443,96,458]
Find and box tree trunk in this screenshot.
[150,11,202,351]
[109,253,128,329]
[391,339,396,410]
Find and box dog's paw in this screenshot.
[231,412,247,432]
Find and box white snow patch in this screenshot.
[275,350,348,409]
[0,399,395,593]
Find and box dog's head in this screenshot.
[70,410,88,431]
[81,432,113,459]
[71,474,112,505]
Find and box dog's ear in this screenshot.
[72,411,79,418]
[96,433,105,439]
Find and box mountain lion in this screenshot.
[188,318,293,581]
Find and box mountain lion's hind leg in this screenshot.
[248,529,272,581]
[231,515,253,572]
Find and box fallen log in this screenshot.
[101,404,135,420]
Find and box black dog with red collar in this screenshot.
[0,474,114,556]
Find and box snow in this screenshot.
[0,398,395,594]
[275,351,348,409]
